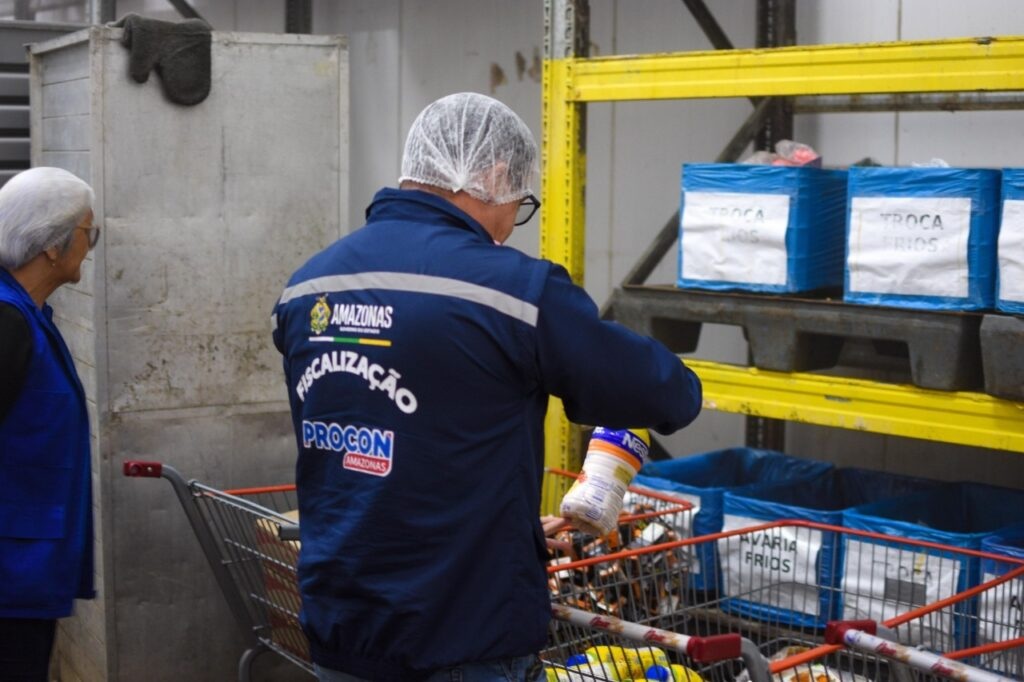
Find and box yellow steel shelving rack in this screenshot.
[539,1,1024,508]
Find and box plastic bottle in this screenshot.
[560,427,650,536]
[584,645,668,680]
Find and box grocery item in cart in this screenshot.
[778,665,841,682]
[545,653,621,680]
[253,509,306,660]
[586,644,670,679]
[561,428,650,535]
[644,663,704,681]
[254,509,301,588]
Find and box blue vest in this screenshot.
[273,189,702,680]
[0,269,94,618]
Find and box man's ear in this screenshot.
[484,161,510,201]
[44,245,61,263]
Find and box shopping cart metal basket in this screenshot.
[545,466,695,569]
[123,462,697,681]
[548,518,1024,681]
[762,521,1024,682]
[124,461,309,681]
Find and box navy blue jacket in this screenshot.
[0,269,94,618]
[272,189,701,680]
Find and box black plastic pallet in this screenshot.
[980,314,1024,401]
[607,285,983,391]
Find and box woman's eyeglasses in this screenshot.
[77,224,101,249]
[514,194,541,226]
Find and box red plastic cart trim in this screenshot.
[825,620,877,645]
[686,634,741,663]
[123,460,162,477]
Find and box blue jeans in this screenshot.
[315,654,545,682]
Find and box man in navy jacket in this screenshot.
[273,92,702,682]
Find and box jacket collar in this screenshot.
[365,188,493,243]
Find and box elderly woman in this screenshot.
[0,167,98,681]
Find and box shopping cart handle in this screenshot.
[123,461,163,478]
[686,634,742,663]
[825,619,878,644]
[278,524,300,542]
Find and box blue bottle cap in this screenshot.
[646,664,671,681]
[565,654,591,667]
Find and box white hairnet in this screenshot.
[399,92,538,205]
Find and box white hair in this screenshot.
[0,167,95,270]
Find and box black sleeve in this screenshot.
[0,303,33,421]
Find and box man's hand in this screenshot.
[541,515,573,556]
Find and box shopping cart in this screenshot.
[123,461,310,681]
[123,462,697,681]
[547,518,1024,681]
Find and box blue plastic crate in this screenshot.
[843,483,1024,651]
[997,169,1024,313]
[635,448,833,590]
[677,163,848,293]
[977,526,1024,676]
[718,468,939,629]
[845,167,1001,310]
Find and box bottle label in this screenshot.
[589,427,650,471]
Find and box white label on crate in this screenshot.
[998,200,1024,303]
[719,515,822,617]
[681,191,790,285]
[841,539,959,649]
[847,196,972,297]
[978,571,1024,674]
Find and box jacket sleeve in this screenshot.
[533,264,702,435]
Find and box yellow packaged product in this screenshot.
[585,645,669,680]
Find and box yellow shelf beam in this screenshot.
[691,360,1024,453]
[567,36,1024,101]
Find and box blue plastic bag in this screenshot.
[844,483,1024,650]
[635,448,832,590]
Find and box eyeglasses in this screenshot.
[514,194,541,226]
[77,224,101,249]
